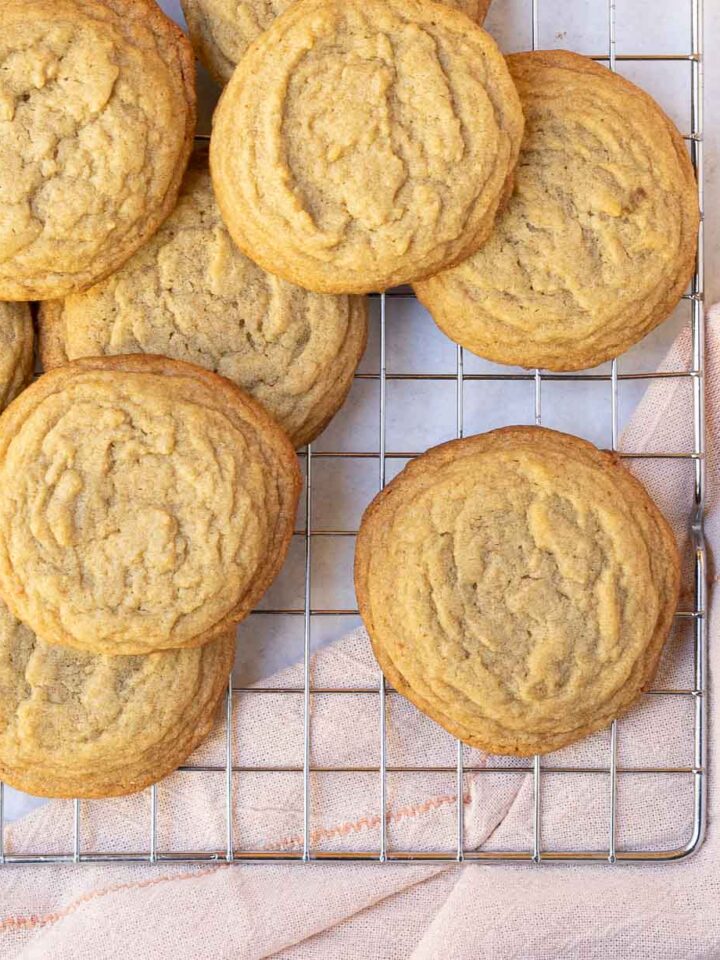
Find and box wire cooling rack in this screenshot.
[0,0,706,865]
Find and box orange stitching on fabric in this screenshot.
[0,864,228,933]
[0,787,474,934]
[264,790,472,852]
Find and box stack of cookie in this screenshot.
[0,353,301,796]
[0,0,306,799]
[0,0,695,794]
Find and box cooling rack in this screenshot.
[0,0,706,865]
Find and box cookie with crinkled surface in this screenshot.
[0,355,301,656]
[0,303,33,411]
[0,597,235,798]
[355,426,680,756]
[414,50,699,371]
[181,0,493,86]
[39,153,368,449]
[0,0,195,301]
[210,0,523,294]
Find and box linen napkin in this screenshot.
[0,308,716,960]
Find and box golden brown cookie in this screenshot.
[210,0,523,294]
[414,50,699,371]
[0,597,235,798]
[39,153,368,449]
[182,0,493,86]
[355,426,680,756]
[0,355,301,656]
[0,0,196,301]
[0,303,34,411]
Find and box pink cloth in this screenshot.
[0,312,716,959]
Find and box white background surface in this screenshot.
[5,0,718,821]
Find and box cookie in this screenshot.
[0,303,34,411]
[414,51,699,371]
[39,153,368,449]
[0,0,196,301]
[210,0,523,294]
[182,0,493,86]
[0,597,235,798]
[355,426,680,756]
[0,355,301,656]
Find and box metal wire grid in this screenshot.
[0,0,706,865]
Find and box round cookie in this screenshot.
[210,0,523,294]
[355,426,680,756]
[39,153,368,449]
[181,0,493,86]
[0,303,33,411]
[414,50,699,371]
[0,598,235,798]
[0,355,301,656]
[0,0,196,301]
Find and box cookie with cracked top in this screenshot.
[210,0,523,294]
[414,50,699,371]
[0,303,33,411]
[0,0,195,301]
[39,152,368,449]
[355,426,680,756]
[181,0,493,86]
[0,355,301,656]
[0,597,235,798]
